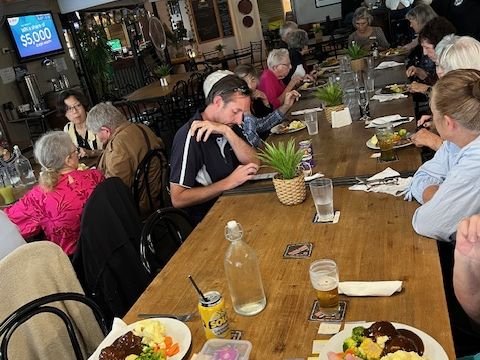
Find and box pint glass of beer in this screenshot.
[309,259,339,315]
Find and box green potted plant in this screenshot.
[315,82,345,123]
[347,42,368,72]
[154,64,172,86]
[312,23,323,41]
[214,44,226,58]
[257,139,306,205]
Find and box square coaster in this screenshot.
[312,211,340,224]
[231,329,242,340]
[283,243,313,258]
[377,153,399,163]
[308,300,347,322]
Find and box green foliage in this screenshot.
[315,82,343,107]
[347,42,368,60]
[257,139,303,180]
[78,24,113,101]
[164,23,184,49]
[214,44,226,51]
[154,64,172,77]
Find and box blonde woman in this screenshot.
[3,131,104,255]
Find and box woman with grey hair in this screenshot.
[3,131,104,256]
[403,3,437,51]
[348,7,389,51]
[283,29,311,85]
[278,21,298,48]
[258,48,302,109]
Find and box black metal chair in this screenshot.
[132,148,170,217]
[234,47,252,65]
[140,207,193,274]
[0,293,108,360]
[250,40,264,69]
[187,72,204,111]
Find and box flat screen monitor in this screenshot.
[6,11,64,62]
[107,38,122,52]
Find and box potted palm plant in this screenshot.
[154,64,172,86]
[315,82,345,123]
[215,44,226,58]
[347,42,368,73]
[257,139,306,205]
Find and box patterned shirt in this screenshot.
[4,169,104,255]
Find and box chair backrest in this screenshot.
[250,40,264,69]
[0,242,106,359]
[187,72,205,109]
[202,49,219,61]
[132,148,170,216]
[233,47,252,65]
[0,293,108,360]
[140,207,193,274]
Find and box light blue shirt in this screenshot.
[405,135,480,241]
[241,109,284,148]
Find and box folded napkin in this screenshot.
[291,107,323,116]
[375,61,404,70]
[365,114,414,128]
[348,167,412,196]
[371,93,408,103]
[331,107,352,128]
[89,318,129,360]
[339,281,403,296]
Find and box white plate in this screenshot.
[270,123,306,135]
[318,322,448,360]
[95,318,191,360]
[366,138,413,150]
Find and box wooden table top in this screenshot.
[124,188,455,359]
[124,73,192,102]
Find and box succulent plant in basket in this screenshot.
[347,42,369,72]
[315,82,344,123]
[154,64,172,78]
[257,139,306,205]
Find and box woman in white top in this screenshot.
[57,90,102,158]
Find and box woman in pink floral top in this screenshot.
[4,131,104,255]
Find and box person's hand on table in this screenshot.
[406,66,428,80]
[417,115,432,128]
[224,163,259,189]
[283,90,301,107]
[410,128,442,151]
[408,81,430,94]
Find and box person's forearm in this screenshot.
[454,251,480,325]
[170,181,229,208]
[224,127,260,165]
[422,185,439,203]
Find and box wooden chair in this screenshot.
[250,40,264,70]
[233,47,252,65]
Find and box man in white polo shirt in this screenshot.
[169,70,260,224]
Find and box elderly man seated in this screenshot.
[86,103,164,215]
[169,71,260,224]
[405,69,480,241]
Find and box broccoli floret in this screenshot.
[343,337,358,351]
[351,326,366,342]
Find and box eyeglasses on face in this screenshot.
[66,103,83,113]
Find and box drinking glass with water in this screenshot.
[309,178,334,222]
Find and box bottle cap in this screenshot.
[225,220,243,242]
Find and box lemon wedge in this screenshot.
[370,134,378,145]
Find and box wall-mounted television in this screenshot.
[107,38,122,52]
[6,11,64,62]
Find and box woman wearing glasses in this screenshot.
[3,131,104,256]
[57,90,102,159]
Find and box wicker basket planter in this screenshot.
[351,58,367,73]
[324,104,346,123]
[272,174,306,206]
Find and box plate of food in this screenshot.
[320,57,340,68]
[270,120,306,134]
[319,321,448,360]
[366,129,413,150]
[94,318,191,360]
[380,48,407,57]
[380,84,409,94]
[298,79,327,91]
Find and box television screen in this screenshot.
[107,38,122,52]
[6,12,64,62]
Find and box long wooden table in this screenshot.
[124,188,455,358]
[124,73,191,102]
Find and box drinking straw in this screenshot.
[188,275,207,302]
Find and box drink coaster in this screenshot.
[309,300,347,321]
[377,153,399,163]
[312,211,340,224]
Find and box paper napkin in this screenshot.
[375,61,404,70]
[365,115,414,128]
[371,93,408,103]
[291,107,323,116]
[88,318,129,360]
[331,107,352,128]
[339,281,403,296]
[348,167,412,197]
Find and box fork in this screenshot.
[137,312,196,322]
